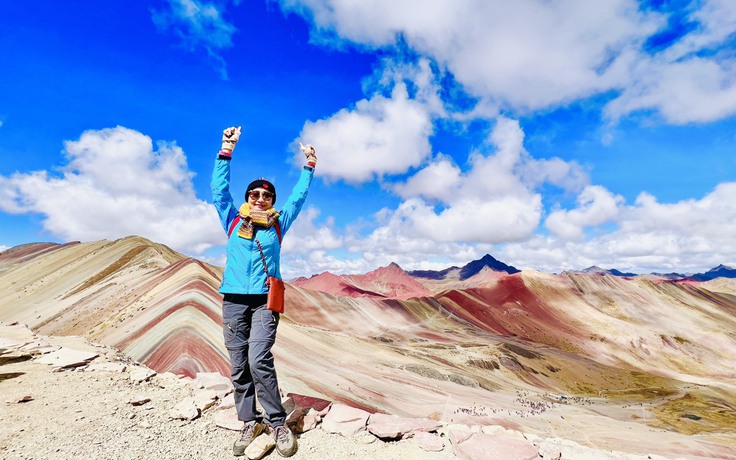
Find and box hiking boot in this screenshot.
[273,425,297,457]
[233,420,264,456]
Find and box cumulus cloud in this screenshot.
[295,82,434,183]
[0,127,223,255]
[281,206,343,254]
[280,0,736,123]
[279,0,657,110]
[391,155,462,201]
[545,185,624,240]
[378,117,586,243]
[502,182,736,273]
[151,0,237,79]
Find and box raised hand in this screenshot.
[221,126,242,155]
[299,142,317,167]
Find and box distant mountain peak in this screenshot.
[580,266,637,277]
[458,254,520,280]
[291,262,432,300]
[409,254,519,281]
[689,264,736,281]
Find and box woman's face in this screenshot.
[247,187,274,211]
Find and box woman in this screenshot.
[211,126,316,457]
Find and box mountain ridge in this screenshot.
[1,236,736,459]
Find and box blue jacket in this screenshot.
[211,157,313,294]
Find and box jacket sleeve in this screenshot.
[278,166,314,236]
[211,157,239,233]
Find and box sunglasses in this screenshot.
[248,190,274,200]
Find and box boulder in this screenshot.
[213,410,243,431]
[129,366,157,383]
[444,424,474,444]
[286,393,332,413]
[453,432,539,460]
[193,389,218,412]
[284,393,333,434]
[194,372,232,399]
[415,432,445,452]
[367,412,443,439]
[219,393,235,409]
[321,403,370,437]
[35,347,98,369]
[169,397,200,421]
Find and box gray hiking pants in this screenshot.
[222,294,286,427]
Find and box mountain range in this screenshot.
[1,236,735,459]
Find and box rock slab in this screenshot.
[321,403,370,437]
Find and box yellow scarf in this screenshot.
[237,204,279,239]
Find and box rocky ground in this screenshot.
[0,322,707,460]
[0,324,461,460]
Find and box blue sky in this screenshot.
[1,0,735,277]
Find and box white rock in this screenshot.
[154,371,187,388]
[213,410,243,431]
[86,362,127,373]
[193,389,218,412]
[194,371,232,398]
[367,412,443,439]
[244,432,275,460]
[129,394,151,406]
[219,393,235,409]
[129,367,157,383]
[5,394,33,404]
[169,397,200,421]
[355,431,377,444]
[480,425,528,441]
[453,432,539,460]
[35,347,98,368]
[321,404,370,437]
[416,432,445,452]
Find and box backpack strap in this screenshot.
[274,220,282,244]
[227,215,282,244]
[227,215,242,238]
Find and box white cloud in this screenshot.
[390,196,542,244]
[151,0,237,79]
[281,206,343,254]
[313,116,582,270]
[502,182,736,273]
[280,0,736,123]
[295,82,434,183]
[0,127,224,255]
[381,117,585,243]
[391,155,461,201]
[279,179,736,277]
[279,0,658,110]
[605,55,736,124]
[545,185,624,240]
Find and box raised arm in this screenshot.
[278,143,317,235]
[211,126,242,232]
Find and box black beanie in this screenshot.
[245,178,276,202]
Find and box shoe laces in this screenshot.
[241,422,257,439]
[275,425,290,443]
